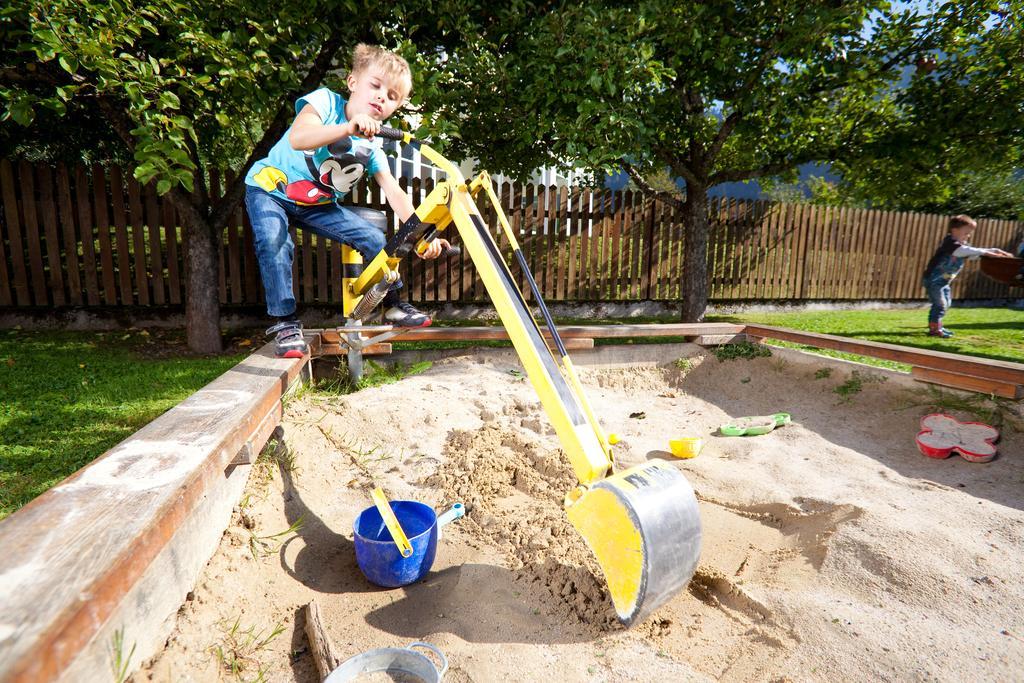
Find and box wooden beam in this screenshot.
[316,338,594,358]
[911,367,1023,400]
[313,322,744,344]
[304,600,342,681]
[692,333,750,346]
[0,345,307,682]
[744,324,1024,386]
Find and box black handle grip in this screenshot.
[376,126,406,141]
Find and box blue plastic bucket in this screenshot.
[353,500,438,587]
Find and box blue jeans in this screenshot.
[244,186,400,317]
[922,277,951,324]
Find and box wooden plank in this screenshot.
[74,165,102,305]
[208,171,227,304]
[55,164,83,305]
[220,171,243,305]
[860,208,882,299]
[820,204,837,298]
[611,190,624,299]
[0,159,30,305]
[161,193,181,305]
[670,200,685,300]
[541,184,555,299]
[751,200,768,299]
[592,189,607,300]
[767,202,783,298]
[230,201,246,304]
[0,346,306,683]
[90,164,118,305]
[143,180,165,305]
[36,165,66,306]
[693,334,752,346]
[850,207,868,299]
[108,166,134,305]
[126,176,149,305]
[911,366,1022,400]
[587,188,600,299]
[556,185,568,300]
[831,205,847,299]
[0,162,14,305]
[745,324,1024,385]
[640,196,655,299]
[578,188,591,300]
[242,197,261,303]
[771,203,789,298]
[792,202,810,299]
[567,186,580,300]
[657,199,673,299]
[17,161,47,304]
[366,322,745,342]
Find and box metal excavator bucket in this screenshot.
[566,461,701,624]
[362,128,702,624]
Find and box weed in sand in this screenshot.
[814,368,832,380]
[210,617,285,681]
[317,427,403,485]
[673,357,695,373]
[248,517,304,559]
[251,428,297,489]
[315,358,436,395]
[110,627,136,683]
[713,341,772,362]
[833,371,886,403]
[898,385,1023,432]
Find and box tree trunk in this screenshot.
[183,215,222,353]
[680,185,710,322]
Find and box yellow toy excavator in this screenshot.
[340,127,701,625]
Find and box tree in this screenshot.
[827,4,1024,220]
[424,1,1006,320]
[0,0,501,351]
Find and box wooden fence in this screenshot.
[0,159,1021,309]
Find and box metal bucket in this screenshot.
[324,641,447,682]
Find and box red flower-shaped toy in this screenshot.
[915,413,999,463]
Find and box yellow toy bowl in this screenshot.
[669,437,703,459]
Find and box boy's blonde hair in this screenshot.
[948,214,977,232]
[351,44,412,101]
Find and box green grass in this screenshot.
[0,329,247,520]
[708,307,1024,371]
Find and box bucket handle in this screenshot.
[407,641,448,678]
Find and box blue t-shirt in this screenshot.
[245,88,388,205]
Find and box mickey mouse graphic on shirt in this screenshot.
[282,136,377,205]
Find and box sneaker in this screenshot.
[265,320,308,358]
[927,328,953,338]
[384,301,432,327]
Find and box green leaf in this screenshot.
[156,178,172,195]
[7,100,35,126]
[57,54,77,74]
[159,91,181,109]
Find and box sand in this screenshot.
[134,344,1024,682]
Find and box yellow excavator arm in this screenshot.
[347,128,701,625]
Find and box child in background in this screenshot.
[920,214,1013,337]
[244,44,450,357]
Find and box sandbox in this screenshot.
[135,344,1024,682]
